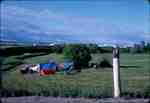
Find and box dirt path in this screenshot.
[1,96,150,103]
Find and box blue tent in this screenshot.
[40,63,57,70]
[63,60,74,73]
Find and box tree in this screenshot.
[63,44,91,72]
[144,42,150,53]
[87,43,98,53]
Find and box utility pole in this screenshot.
[113,45,121,98]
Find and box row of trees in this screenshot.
[123,42,150,53]
[133,41,150,53]
[62,42,150,72]
[62,42,150,54]
[1,42,150,57]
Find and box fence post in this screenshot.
[113,45,121,98]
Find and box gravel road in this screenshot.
[1,96,150,103]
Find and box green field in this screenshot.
[1,53,150,97]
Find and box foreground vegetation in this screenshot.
[1,52,150,98]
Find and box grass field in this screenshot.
[1,53,150,97]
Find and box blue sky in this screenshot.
[1,0,150,44]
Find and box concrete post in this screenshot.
[113,46,121,98]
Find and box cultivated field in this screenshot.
[1,53,150,98]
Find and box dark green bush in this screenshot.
[63,44,91,72]
[99,58,112,68]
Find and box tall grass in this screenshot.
[1,53,150,98]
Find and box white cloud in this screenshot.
[1,5,149,43]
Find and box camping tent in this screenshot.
[40,63,57,76]
[58,60,74,74]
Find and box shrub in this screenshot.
[63,44,91,72]
[99,58,112,68]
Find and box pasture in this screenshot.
[1,52,150,98]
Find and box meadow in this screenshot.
[1,52,150,98]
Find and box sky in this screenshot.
[1,0,150,44]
